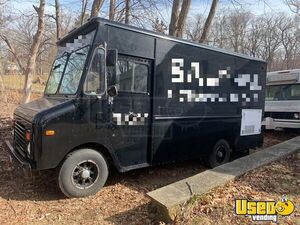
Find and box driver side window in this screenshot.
[84,48,105,95]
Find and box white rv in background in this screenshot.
[263,69,300,130]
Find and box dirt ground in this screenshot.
[0,95,299,225]
[176,154,300,225]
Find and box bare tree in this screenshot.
[55,0,61,40]
[80,0,89,25]
[210,14,228,48]
[0,0,6,28]
[199,0,218,43]
[1,12,46,76]
[152,18,167,34]
[260,15,282,70]
[285,0,300,16]
[176,0,191,37]
[169,0,191,37]
[124,0,170,28]
[125,0,130,24]
[22,0,46,103]
[169,0,180,36]
[109,0,116,21]
[244,17,264,57]
[0,0,8,103]
[0,34,26,74]
[0,74,7,103]
[187,8,300,71]
[91,0,105,18]
[225,11,251,53]
[186,14,204,41]
[278,16,299,69]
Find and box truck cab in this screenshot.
[8,18,158,197]
[263,69,300,130]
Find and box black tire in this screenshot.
[58,148,108,198]
[206,139,231,168]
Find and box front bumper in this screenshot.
[5,140,32,178]
[262,117,300,130]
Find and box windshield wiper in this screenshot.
[76,52,87,56]
[53,64,62,70]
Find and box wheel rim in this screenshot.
[72,160,99,189]
[216,146,227,163]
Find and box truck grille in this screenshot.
[14,121,28,158]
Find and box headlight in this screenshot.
[294,113,299,119]
[25,130,31,141]
[27,143,31,155]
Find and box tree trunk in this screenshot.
[169,0,180,36]
[125,0,130,24]
[81,0,88,25]
[109,0,116,21]
[22,0,45,103]
[175,0,191,37]
[0,75,7,104]
[199,0,218,43]
[55,0,61,40]
[90,0,104,18]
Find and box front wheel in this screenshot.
[205,139,231,168]
[58,148,108,198]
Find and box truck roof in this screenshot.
[59,17,266,63]
[266,69,300,85]
[267,69,300,76]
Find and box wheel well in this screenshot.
[228,135,243,152]
[219,137,234,152]
[64,143,116,170]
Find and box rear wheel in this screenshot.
[205,139,231,168]
[58,148,108,198]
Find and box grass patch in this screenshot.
[1,75,45,92]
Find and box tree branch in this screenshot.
[0,34,25,74]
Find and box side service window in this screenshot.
[116,57,149,93]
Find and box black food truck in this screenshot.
[6,18,267,197]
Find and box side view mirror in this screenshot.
[107,85,118,97]
[106,49,118,67]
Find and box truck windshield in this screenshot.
[45,46,90,95]
[45,29,96,95]
[59,46,90,94]
[266,84,300,101]
[45,56,68,94]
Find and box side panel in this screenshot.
[151,39,266,164]
[36,100,119,170]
